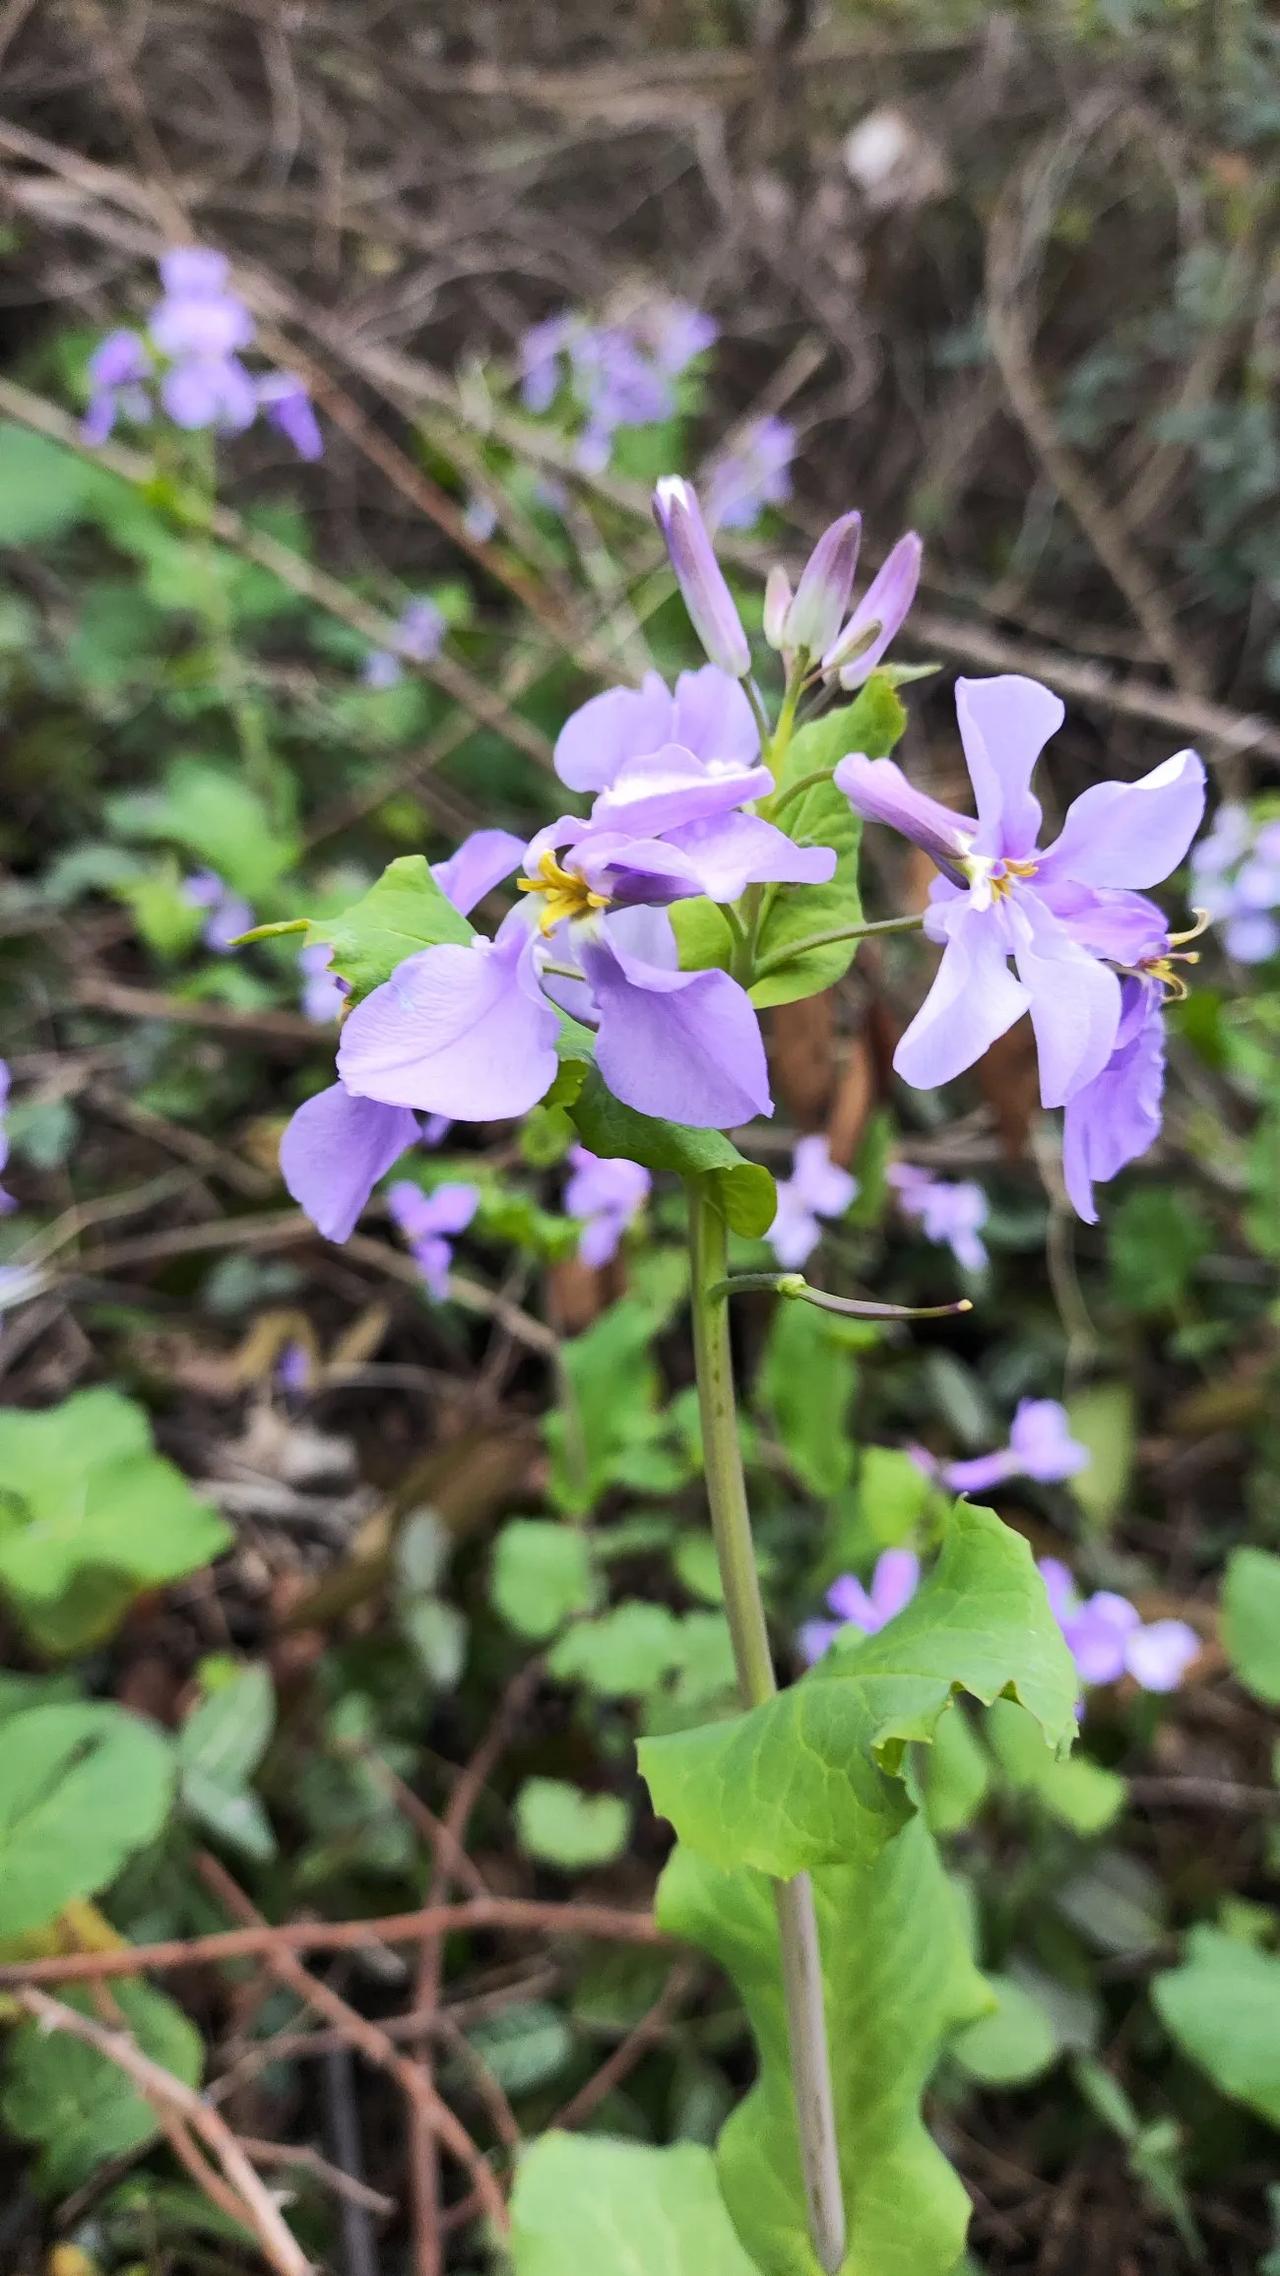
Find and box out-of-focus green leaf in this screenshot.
[757,1297,859,1498]
[950,1972,1060,2086]
[1,1980,201,2195]
[1108,1189,1211,1316]
[491,1520,598,1641]
[1064,1382,1135,1532]
[1222,1546,1280,1705]
[515,1778,630,1870]
[106,756,296,897]
[0,1703,173,1937]
[549,1602,684,1698]
[511,2134,758,2276]
[1154,1929,1280,2126]
[986,1699,1125,1834]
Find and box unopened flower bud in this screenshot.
[783,509,861,656]
[763,565,793,650]
[652,476,751,678]
[821,530,922,688]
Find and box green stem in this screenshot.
[686,1185,846,2274]
[751,910,924,984]
[709,1271,971,1321]
[765,765,836,827]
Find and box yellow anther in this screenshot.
[988,856,1039,903]
[1169,906,1212,948]
[516,848,610,936]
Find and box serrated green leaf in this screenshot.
[1222,1547,1280,1706]
[1,1979,202,2196]
[1154,1928,1280,2126]
[491,1520,598,1642]
[0,1389,231,1654]
[640,1505,1079,1878]
[570,1070,775,1238]
[749,676,904,1010]
[309,855,474,1001]
[511,2134,759,2276]
[0,1703,174,1937]
[659,1815,988,2276]
[515,1778,630,1869]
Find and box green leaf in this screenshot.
[922,1703,991,1836]
[511,2134,759,2276]
[491,1520,598,1642]
[466,2002,574,2096]
[1064,1383,1135,1533]
[659,1815,988,2276]
[639,1505,1079,1879]
[546,1293,675,1517]
[549,1602,685,1698]
[309,855,474,1001]
[750,676,904,1010]
[0,1703,174,1937]
[1153,1928,1280,2126]
[2,1979,202,2195]
[757,1298,858,1497]
[0,1389,230,1654]
[950,1973,1060,2086]
[569,1071,776,1238]
[0,423,94,544]
[1108,1189,1210,1316]
[106,757,296,898]
[177,1664,276,1863]
[671,895,736,975]
[1222,1547,1280,1706]
[515,1778,630,1870]
[986,1698,1125,1834]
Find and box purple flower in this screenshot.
[782,512,863,659]
[1062,974,1166,1225]
[888,1162,988,1273]
[387,1179,479,1299]
[1038,1558,1199,1694]
[518,308,682,465]
[0,1059,15,1215]
[837,675,1206,1113]
[652,479,751,678]
[1190,801,1280,964]
[564,1145,651,1267]
[182,869,254,953]
[520,313,576,413]
[276,1339,311,1396]
[83,330,153,443]
[554,662,759,795]
[299,942,348,1024]
[704,417,795,531]
[799,1549,921,1662]
[362,596,447,688]
[821,531,922,689]
[768,1135,858,1269]
[945,1399,1089,1495]
[257,371,323,461]
[638,299,717,374]
[150,247,255,361]
[463,492,499,542]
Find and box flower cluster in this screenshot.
[362,597,447,690]
[387,1181,480,1299]
[520,298,716,472]
[767,1136,858,1269]
[564,1146,651,1267]
[183,869,253,953]
[1190,800,1280,964]
[838,675,1207,1221]
[887,1162,988,1273]
[802,1546,1199,1695]
[85,248,322,459]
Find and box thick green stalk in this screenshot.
[686,1184,846,2274]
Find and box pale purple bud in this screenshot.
[783,511,862,657]
[822,530,922,688]
[763,565,793,651]
[652,476,751,679]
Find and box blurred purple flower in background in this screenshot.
[704,415,795,530]
[888,1162,988,1272]
[0,1059,16,1215]
[362,596,447,689]
[276,1340,312,1398]
[183,869,254,953]
[1191,801,1280,963]
[299,942,348,1024]
[838,676,1205,1122]
[519,297,714,472]
[82,246,321,458]
[799,1549,921,1662]
[564,1146,651,1267]
[1038,1559,1199,1694]
[944,1398,1089,1494]
[387,1180,480,1299]
[463,491,499,542]
[768,1136,858,1269]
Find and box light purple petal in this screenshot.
[1007,1398,1089,1483]
[945,1451,1013,1494]
[956,675,1063,859]
[652,477,751,677]
[869,1548,921,1623]
[1036,883,1170,965]
[767,1190,821,1270]
[798,1619,842,1664]
[1065,1592,1141,1687]
[893,911,1031,1091]
[89,329,150,388]
[670,666,760,767]
[338,927,559,1122]
[259,372,323,460]
[826,532,922,687]
[790,1134,857,1219]
[1008,899,1122,1110]
[431,828,525,917]
[578,1213,623,1268]
[158,247,233,299]
[280,1083,419,1242]
[554,673,676,793]
[825,1574,880,1631]
[835,755,972,884]
[785,511,862,656]
[1037,750,1206,890]
[1124,1619,1199,1693]
[1062,977,1166,1223]
[583,937,772,1128]
[1037,1557,1080,1625]
[590,743,773,837]
[660,811,836,901]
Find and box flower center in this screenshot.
[961,852,1039,909]
[517,849,611,936]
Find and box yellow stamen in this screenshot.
[516,848,610,936]
[1169,906,1212,948]
[1144,951,1199,1002]
[988,856,1039,903]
